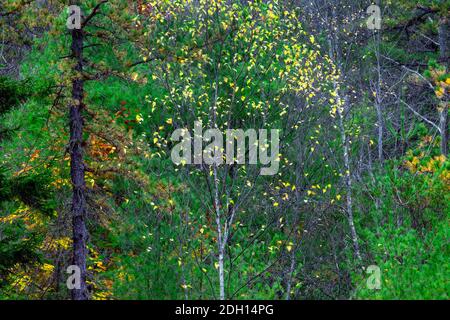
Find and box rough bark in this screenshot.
[69,8,88,300]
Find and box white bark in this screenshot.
[336,94,362,262]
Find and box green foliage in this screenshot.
[353,150,449,299]
[0,225,42,288]
[355,222,449,299]
[0,0,448,301]
[0,76,30,141]
[10,173,56,216]
[0,76,29,114]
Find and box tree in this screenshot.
[137,0,335,299]
[1,0,149,299]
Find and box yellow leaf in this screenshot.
[87,178,95,188]
[286,242,293,252]
[42,263,54,272]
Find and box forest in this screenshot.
[0,0,448,301]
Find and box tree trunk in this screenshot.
[375,101,384,162]
[337,97,362,262]
[375,0,384,163]
[327,28,362,261]
[212,165,225,300]
[285,247,296,300]
[218,245,225,300]
[438,17,449,66]
[69,10,88,300]
[440,106,448,156]
[438,17,449,156]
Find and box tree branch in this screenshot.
[82,0,108,28]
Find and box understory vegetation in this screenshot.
[0,0,448,300]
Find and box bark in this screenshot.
[438,17,449,155]
[285,248,296,300]
[69,4,88,300]
[438,17,449,66]
[439,108,448,156]
[375,0,384,163]
[375,100,384,162]
[212,163,225,300]
[327,30,362,261]
[218,245,225,300]
[337,96,362,262]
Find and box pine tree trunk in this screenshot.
[69,16,88,300]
